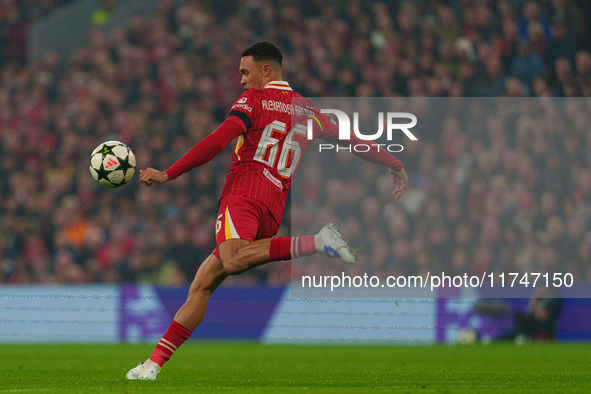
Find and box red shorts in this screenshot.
[212,195,280,259]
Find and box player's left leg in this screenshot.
[126,253,227,380]
[172,254,228,331]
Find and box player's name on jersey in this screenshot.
[261,100,312,116]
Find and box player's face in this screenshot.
[239,56,265,90]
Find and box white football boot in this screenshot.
[126,360,161,380]
[316,223,359,264]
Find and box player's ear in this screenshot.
[262,63,272,77]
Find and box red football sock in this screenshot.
[149,320,193,367]
[269,236,317,260]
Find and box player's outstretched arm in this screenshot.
[389,167,408,200]
[164,118,245,181]
[140,168,170,187]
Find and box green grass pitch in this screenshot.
[2,342,590,393]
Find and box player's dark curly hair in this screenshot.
[242,41,283,67]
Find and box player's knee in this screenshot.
[219,240,250,275]
[221,256,245,275]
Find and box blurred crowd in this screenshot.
[1,0,591,286]
[1,0,78,65]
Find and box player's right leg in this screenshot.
[260,222,358,265]
[221,223,358,275]
[215,196,359,275]
[126,253,227,380]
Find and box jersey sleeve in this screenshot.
[228,90,259,130]
[165,118,245,180]
[318,114,404,171]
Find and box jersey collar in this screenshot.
[263,81,292,91]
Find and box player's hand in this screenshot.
[389,168,408,200]
[139,168,170,186]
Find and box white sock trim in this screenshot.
[314,233,323,252]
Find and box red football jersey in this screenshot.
[221,81,318,222]
[166,80,403,224]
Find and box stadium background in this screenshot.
[2,0,591,344]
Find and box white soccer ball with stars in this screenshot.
[89,140,136,188]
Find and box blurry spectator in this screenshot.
[527,21,547,58]
[482,55,507,96]
[575,50,591,81]
[511,39,543,90]
[497,17,519,72]
[544,15,577,67]
[514,285,563,343]
[551,58,575,94]
[532,77,555,97]
[549,0,587,48]
[516,1,551,41]
[505,77,527,96]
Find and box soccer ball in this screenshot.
[89,141,136,188]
